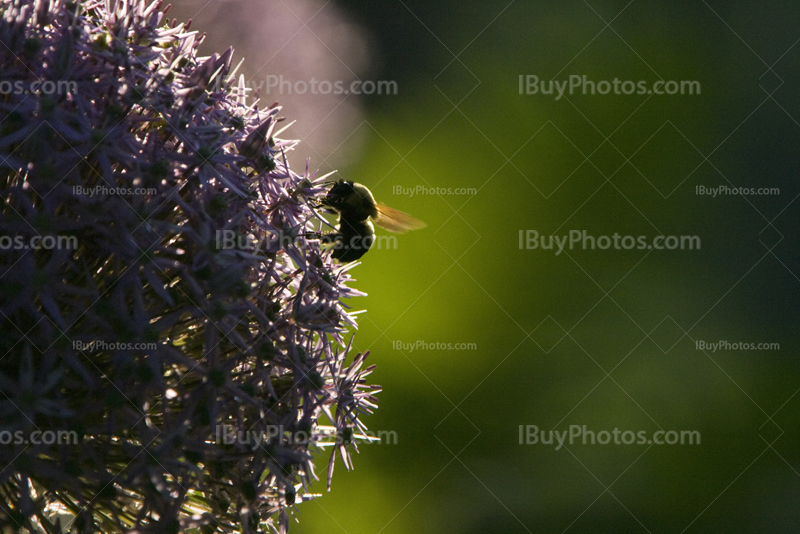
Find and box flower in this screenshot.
[0,1,379,532]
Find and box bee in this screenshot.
[314,180,426,262]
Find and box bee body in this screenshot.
[329,217,375,262]
[317,180,425,262]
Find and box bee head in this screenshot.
[323,180,378,220]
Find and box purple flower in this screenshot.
[0,1,379,532]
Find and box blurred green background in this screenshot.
[174,0,800,531]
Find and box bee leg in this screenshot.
[303,230,373,262]
[302,231,341,245]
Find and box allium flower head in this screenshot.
[0,1,379,532]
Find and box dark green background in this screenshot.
[179,1,800,531]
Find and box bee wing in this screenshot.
[373,203,426,233]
